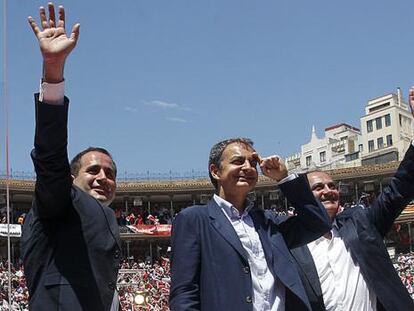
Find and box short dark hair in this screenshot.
[208,138,254,189]
[70,147,117,178]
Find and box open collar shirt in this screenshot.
[307,220,376,311]
[213,194,285,311]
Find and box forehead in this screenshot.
[307,172,333,185]
[222,142,254,159]
[79,151,114,169]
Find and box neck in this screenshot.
[218,189,247,213]
[324,231,333,239]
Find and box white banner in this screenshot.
[0,224,22,237]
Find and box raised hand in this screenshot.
[258,154,288,182]
[28,3,80,82]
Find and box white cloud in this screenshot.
[125,106,138,113]
[143,99,191,111]
[167,117,189,123]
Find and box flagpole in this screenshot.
[2,0,11,308]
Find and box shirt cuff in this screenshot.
[39,80,65,105]
[277,173,299,185]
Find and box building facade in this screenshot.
[286,88,414,172]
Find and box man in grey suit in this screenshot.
[21,3,121,310]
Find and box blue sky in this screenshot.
[1,1,414,177]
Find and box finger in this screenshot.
[27,16,41,35]
[69,23,81,43]
[409,87,414,117]
[57,5,65,29]
[271,156,280,168]
[252,152,261,164]
[48,2,56,28]
[39,6,48,29]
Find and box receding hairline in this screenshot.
[75,150,117,175]
[221,141,256,155]
[306,170,334,183]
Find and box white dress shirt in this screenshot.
[307,222,377,311]
[213,194,285,311]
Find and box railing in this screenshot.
[0,169,209,181]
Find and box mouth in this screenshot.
[238,175,256,182]
[321,198,338,206]
[92,188,108,196]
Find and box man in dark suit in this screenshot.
[290,92,414,311]
[20,4,121,310]
[169,138,331,311]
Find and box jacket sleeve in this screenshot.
[169,210,201,311]
[277,174,331,248]
[367,144,414,237]
[31,93,73,220]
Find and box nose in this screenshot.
[96,169,107,181]
[242,159,257,171]
[322,184,333,193]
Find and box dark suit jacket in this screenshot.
[290,144,414,311]
[169,175,331,311]
[20,95,121,311]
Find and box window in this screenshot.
[386,134,393,146]
[385,114,391,127]
[368,140,374,152]
[358,144,363,152]
[320,151,326,163]
[367,120,373,133]
[377,137,384,149]
[306,156,312,167]
[375,117,382,130]
[345,152,359,162]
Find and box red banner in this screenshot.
[128,224,171,236]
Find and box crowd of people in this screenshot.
[0,261,28,311]
[118,259,171,311]
[394,252,414,300]
[0,258,171,311]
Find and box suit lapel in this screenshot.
[291,246,323,298]
[336,215,363,265]
[207,199,249,264]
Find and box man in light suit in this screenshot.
[290,89,414,311]
[169,138,331,311]
[21,4,121,310]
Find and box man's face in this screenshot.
[307,171,340,220]
[212,142,259,196]
[72,151,116,206]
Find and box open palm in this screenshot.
[28,3,80,62]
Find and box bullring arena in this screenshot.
[1,160,414,310]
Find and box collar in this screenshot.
[311,219,340,245]
[213,194,254,220]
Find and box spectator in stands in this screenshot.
[170,138,331,310]
[126,213,136,225]
[290,91,414,310]
[20,4,121,310]
[136,214,144,225]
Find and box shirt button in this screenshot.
[114,249,120,259]
[246,296,252,303]
[243,266,250,274]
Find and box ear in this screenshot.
[209,164,220,181]
[71,174,76,182]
